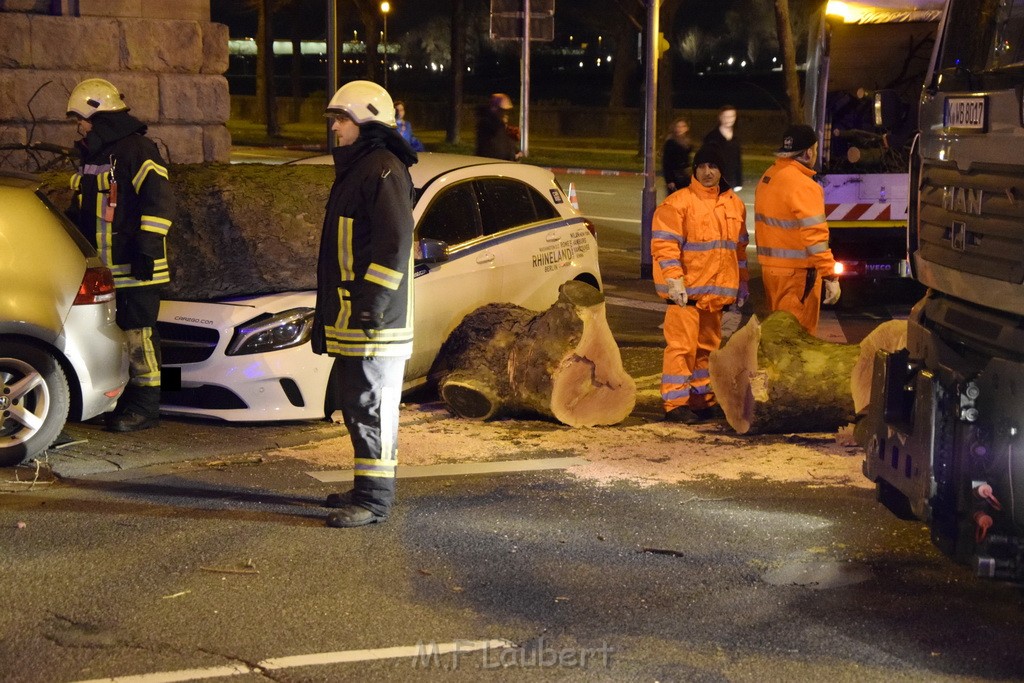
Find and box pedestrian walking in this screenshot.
[394,100,425,152]
[703,105,744,191]
[662,117,693,194]
[753,124,841,336]
[475,93,521,161]
[66,78,174,432]
[652,145,749,424]
[313,80,417,528]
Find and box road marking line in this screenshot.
[603,295,665,311]
[588,214,641,224]
[575,189,614,195]
[307,456,587,483]
[72,640,515,683]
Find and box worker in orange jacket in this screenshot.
[754,124,841,335]
[652,145,749,423]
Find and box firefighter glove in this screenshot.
[130,254,155,281]
[823,277,841,305]
[355,309,384,339]
[666,278,688,307]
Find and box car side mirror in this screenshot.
[415,237,449,265]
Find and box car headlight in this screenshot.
[227,307,315,356]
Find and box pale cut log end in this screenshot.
[551,360,637,427]
[708,315,761,434]
[549,298,636,427]
[439,377,501,421]
[852,319,908,414]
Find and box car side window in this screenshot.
[416,182,481,246]
[475,178,559,236]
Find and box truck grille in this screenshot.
[157,321,220,364]
[917,162,1024,284]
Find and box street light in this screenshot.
[380,1,390,89]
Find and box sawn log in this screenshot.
[708,311,908,435]
[431,280,636,427]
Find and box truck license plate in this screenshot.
[944,97,986,129]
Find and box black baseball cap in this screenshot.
[777,124,818,154]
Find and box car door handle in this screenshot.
[546,232,561,242]
[476,253,495,265]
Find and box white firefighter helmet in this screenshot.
[67,78,128,119]
[325,80,396,127]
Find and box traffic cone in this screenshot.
[567,182,579,210]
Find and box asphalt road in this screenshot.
[3,156,1002,683]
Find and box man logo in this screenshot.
[951,221,967,252]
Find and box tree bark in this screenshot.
[432,281,636,427]
[40,164,334,301]
[709,311,906,435]
[257,0,280,136]
[774,0,803,124]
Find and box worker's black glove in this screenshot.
[131,254,155,281]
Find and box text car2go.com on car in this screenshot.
[156,153,602,421]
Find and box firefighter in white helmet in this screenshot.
[66,78,175,432]
[314,80,418,528]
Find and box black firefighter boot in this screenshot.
[107,385,160,432]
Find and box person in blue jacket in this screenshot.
[394,100,425,152]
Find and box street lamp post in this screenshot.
[380,1,390,89]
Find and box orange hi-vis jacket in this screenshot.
[652,180,749,310]
[753,157,837,278]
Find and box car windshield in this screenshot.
[938,0,1024,76]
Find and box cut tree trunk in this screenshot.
[709,311,907,434]
[40,164,335,301]
[432,280,636,427]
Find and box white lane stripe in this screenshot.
[575,189,614,195]
[73,640,515,683]
[588,214,641,224]
[603,295,666,312]
[307,456,587,483]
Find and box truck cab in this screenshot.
[858,0,1024,583]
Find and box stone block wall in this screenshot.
[0,3,230,171]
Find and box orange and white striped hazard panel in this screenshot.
[825,203,892,221]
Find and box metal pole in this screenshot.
[519,0,530,158]
[382,8,389,89]
[640,0,659,279]
[326,0,338,150]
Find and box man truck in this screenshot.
[858,0,1024,582]
[805,0,943,279]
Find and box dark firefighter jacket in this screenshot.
[313,124,417,359]
[69,111,174,289]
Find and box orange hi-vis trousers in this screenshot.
[762,265,824,335]
[661,303,723,412]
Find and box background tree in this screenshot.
[773,0,802,123]
[256,0,280,136]
[448,0,466,143]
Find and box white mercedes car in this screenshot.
[157,153,601,421]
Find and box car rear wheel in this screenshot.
[0,341,71,466]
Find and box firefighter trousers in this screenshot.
[762,266,824,335]
[661,303,723,412]
[115,287,162,419]
[333,355,406,516]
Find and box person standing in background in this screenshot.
[475,93,521,161]
[662,117,693,194]
[703,105,743,191]
[66,78,174,433]
[394,100,425,152]
[652,145,749,424]
[754,124,841,336]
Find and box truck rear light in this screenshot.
[74,266,116,304]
